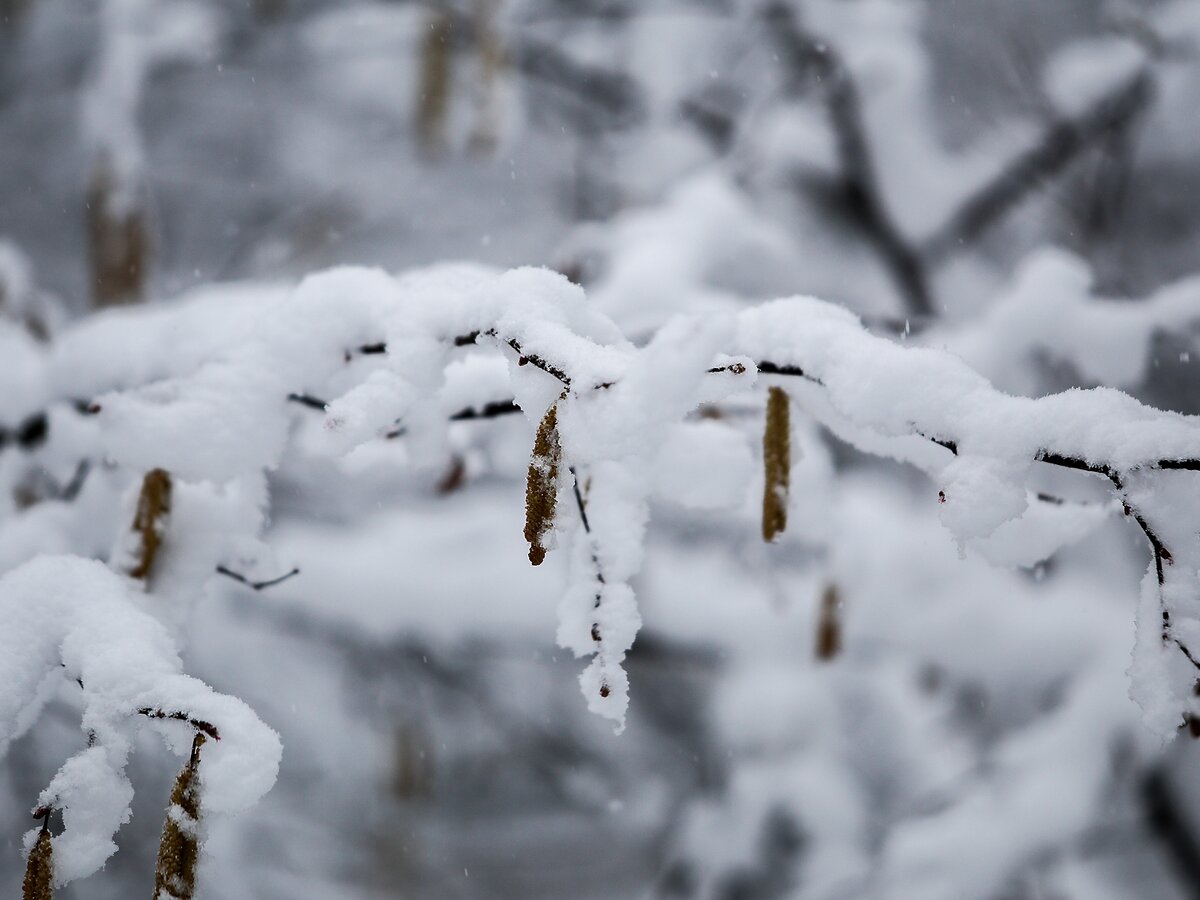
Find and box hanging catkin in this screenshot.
[153,733,205,900]
[86,162,149,309]
[524,401,561,566]
[762,386,790,542]
[468,0,506,155]
[815,583,843,661]
[22,820,53,900]
[416,10,455,154]
[129,468,172,581]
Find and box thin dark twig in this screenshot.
[758,360,822,384]
[60,458,91,501]
[287,392,328,411]
[216,564,300,592]
[136,707,221,741]
[570,466,607,649]
[448,399,521,420]
[30,805,53,825]
[919,429,1193,668]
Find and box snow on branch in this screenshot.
[0,556,279,887]
[8,263,1200,741]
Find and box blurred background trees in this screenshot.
[3,0,1200,897]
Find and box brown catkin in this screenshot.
[128,468,172,581]
[762,386,791,542]
[468,0,506,155]
[815,583,843,661]
[154,733,205,900]
[22,823,53,900]
[86,162,148,309]
[415,10,455,155]
[524,402,561,566]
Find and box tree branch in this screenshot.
[923,70,1154,263]
[215,564,300,592]
[765,2,934,319]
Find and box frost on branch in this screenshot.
[0,557,280,887]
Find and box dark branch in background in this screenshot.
[761,3,1156,319]
[215,564,300,592]
[765,1,934,319]
[68,677,223,747]
[414,4,642,131]
[922,70,1154,263]
[1142,768,1200,899]
[0,410,48,452]
[514,37,643,130]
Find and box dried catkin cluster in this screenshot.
[153,733,205,900]
[524,402,562,566]
[762,386,791,542]
[129,468,172,581]
[22,823,53,900]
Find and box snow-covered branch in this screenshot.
[6,262,1200,887]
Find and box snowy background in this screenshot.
[4,1,1200,898]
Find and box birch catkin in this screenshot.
[524,402,561,566]
[22,822,53,900]
[762,386,791,542]
[128,468,172,581]
[815,583,843,661]
[416,10,455,154]
[154,733,205,900]
[86,163,148,309]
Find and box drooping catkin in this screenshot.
[416,10,455,155]
[762,386,791,542]
[815,583,843,661]
[86,163,148,309]
[128,468,172,581]
[154,733,205,900]
[22,820,53,900]
[524,402,561,566]
[468,0,505,155]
